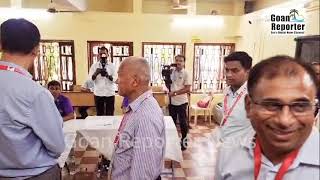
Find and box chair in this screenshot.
[189,96,215,126]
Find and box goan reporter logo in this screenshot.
[271,9,305,35]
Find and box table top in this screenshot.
[59,115,183,167]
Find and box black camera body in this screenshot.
[100,58,107,77]
[161,63,177,90]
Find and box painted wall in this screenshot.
[0,0,318,83]
[253,0,288,11]
[235,0,320,64]
[0,12,238,84]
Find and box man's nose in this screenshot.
[226,71,233,77]
[276,106,295,128]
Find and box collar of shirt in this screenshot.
[128,90,153,113]
[243,128,320,169]
[0,61,32,79]
[173,68,185,74]
[225,81,247,97]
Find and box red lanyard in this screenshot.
[254,138,300,180]
[221,88,246,126]
[0,65,26,76]
[113,114,130,145]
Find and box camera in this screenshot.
[100,57,107,77]
[161,63,177,90]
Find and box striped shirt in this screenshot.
[112,90,166,180]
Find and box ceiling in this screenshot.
[0,0,287,15]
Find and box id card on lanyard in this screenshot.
[221,87,246,126]
[254,137,299,180]
[108,113,130,178]
[0,65,26,76]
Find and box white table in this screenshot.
[58,116,183,167]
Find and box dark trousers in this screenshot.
[78,106,89,119]
[94,96,115,116]
[169,103,189,142]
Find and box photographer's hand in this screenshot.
[92,68,102,80]
[103,70,113,81]
[168,91,176,97]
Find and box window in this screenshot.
[33,40,75,91]
[87,41,133,73]
[193,43,235,92]
[142,42,186,86]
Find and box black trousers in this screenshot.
[94,95,115,116]
[169,103,189,142]
[78,106,89,119]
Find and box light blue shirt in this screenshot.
[0,61,65,179]
[215,129,320,180]
[220,82,254,141]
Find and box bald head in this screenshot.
[120,56,151,85]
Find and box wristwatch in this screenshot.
[174,92,177,96]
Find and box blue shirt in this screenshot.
[0,61,65,179]
[215,129,320,180]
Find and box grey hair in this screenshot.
[122,57,151,84]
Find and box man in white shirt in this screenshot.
[88,46,116,116]
[168,55,191,151]
[220,51,254,143]
[215,55,319,180]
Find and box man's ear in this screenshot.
[245,94,252,119]
[132,74,139,87]
[30,45,39,57]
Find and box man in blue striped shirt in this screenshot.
[112,57,166,180]
[0,19,65,179]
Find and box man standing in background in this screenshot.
[219,51,254,143]
[0,18,65,179]
[169,55,191,151]
[88,46,116,116]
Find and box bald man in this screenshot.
[111,57,165,180]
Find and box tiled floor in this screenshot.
[63,118,218,180]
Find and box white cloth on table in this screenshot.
[58,116,183,167]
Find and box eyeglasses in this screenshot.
[251,99,318,116]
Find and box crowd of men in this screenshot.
[0,18,318,180]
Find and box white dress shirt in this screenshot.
[88,61,116,97]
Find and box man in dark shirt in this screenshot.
[48,80,74,121]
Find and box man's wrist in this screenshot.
[174,91,177,96]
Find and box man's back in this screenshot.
[0,61,65,178]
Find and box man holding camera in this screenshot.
[88,46,116,116]
[168,55,191,151]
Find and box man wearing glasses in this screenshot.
[215,56,319,180]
